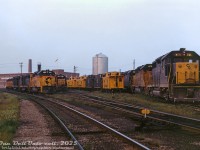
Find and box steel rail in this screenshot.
[80,95,200,131]
[29,98,84,150]
[34,95,150,150]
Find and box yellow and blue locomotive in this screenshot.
[150,48,200,102]
[30,70,56,93]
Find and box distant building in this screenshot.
[92,53,108,75]
[52,69,79,78]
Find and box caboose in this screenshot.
[150,48,200,102]
[67,77,78,88]
[102,72,124,91]
[77,76,87,88]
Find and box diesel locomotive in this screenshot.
[126,48,200,102]
[30,70,56,93]
[6,70,58,94]
[6,48,200,102]
[150,48,200,102]
[55,74,67,91]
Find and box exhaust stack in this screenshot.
[37,63,41,72]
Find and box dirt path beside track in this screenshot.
[12,99,72,150]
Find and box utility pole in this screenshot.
[133,59,135,70]
[74,66,78,73]
[19,62,23,75]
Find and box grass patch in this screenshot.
[0,93,20,143]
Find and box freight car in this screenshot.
[149,48,200,102]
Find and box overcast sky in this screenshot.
[0,0,200,75]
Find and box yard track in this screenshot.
[69,90,200,132]
[3,89,150,150]
[32,94,150,150]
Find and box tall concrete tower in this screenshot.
[92,53,108,75]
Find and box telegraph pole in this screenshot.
[19,62,23,75]
[74,66,78,73]
[133,59,135,70]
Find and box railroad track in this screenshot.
[32,98,84,150]
[68,91,200,132]
[32,94,150,150]
[3,90,150,150]
[41,90,200,132]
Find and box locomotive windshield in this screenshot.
[173,57,199,63]
[56,74,66,79]
[37,70,55,76]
